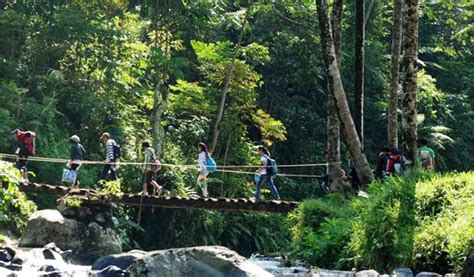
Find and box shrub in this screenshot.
[0,161,37,233]
[290,170,474,274]
[412,172,474,273]
[289,194,354,268]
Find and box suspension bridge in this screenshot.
[18,182,300,213]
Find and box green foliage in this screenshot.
[290,171,474,274]
[289,194,354,268]
[412,172,474,273]
[62,196,82,208]
[0,162,37,233]
[135,208,290,256]
[100,180,123,198]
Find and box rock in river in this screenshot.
[125,246,272,277]
[19,209,121,264]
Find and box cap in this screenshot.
[100,132,110,140]
[70,135,80,143]
[11,129,20,134]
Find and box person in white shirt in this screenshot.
[254,145,280,201]
[197,142,210,197]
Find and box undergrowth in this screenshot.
[0,161,37,234]
[289,170,474,274]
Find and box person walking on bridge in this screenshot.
[68,135,86,188]
[12,129,36,182]
[99,132,118,181]
[140,141,162,196]
[197,142,210,198]
[254,146,280,201]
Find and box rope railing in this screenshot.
[0,153,330,178]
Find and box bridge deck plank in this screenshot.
[18,182,299,213]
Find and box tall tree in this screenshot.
[151,0,170,158]
[315,0,374,185]
[209,7,250,154]
[354,0,365,144]
[327,0,345,192]
[387,0,403,147]
[401,0,419,161]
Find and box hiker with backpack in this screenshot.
[140,141,162,196]
[375,147,391,178]
[99,132,119,181]
[66,135,86,188]
[418,138,435,171]
[386,148,405,176]
[12,129,36,182]
[197,142,211,198]
[254,145,280,201]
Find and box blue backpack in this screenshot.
[265,155,278,176]
[206,156,217,173]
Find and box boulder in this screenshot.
[19,209,122,264]
[126,246,272,277]
[92,250,147,271]
[464,254,474,277]
[39,264,60,272]
[42,243,63,261]
[356,270,379,277]
[91,265,126,277]
[10,256,24,265]
[0,250,13,262]
[81,222,122,264]
[5,263,22,271]
[19,210,84,250]
[392,268,413,277]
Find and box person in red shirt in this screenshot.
[12,129,36,182]
[386,148,405,176]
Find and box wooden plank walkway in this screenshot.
[18,182,300,213]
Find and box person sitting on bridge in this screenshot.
[139,141,162,197]
[99,132,118,181]
[254,146,280,201]
[68,135,86,188]
[197,142,210,198]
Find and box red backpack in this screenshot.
[17,131,36,156]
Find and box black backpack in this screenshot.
[113,144,122,159]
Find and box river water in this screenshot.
[10,247,308,276]
[249,254,310,276]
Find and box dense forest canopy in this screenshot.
[0,0,472,192]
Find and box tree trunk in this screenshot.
[151,0,169,158]
[327,0,344,192]
[387,0,403,148]
[316,0,374,186]
[209,8,250,154]
[401,0,419,162]
[354,0,365,145]
[152,84,169,158]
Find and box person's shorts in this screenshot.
[142,171,156,184]
[199,168,209,177]
[17,157,28,172]
[70,163,80,171]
